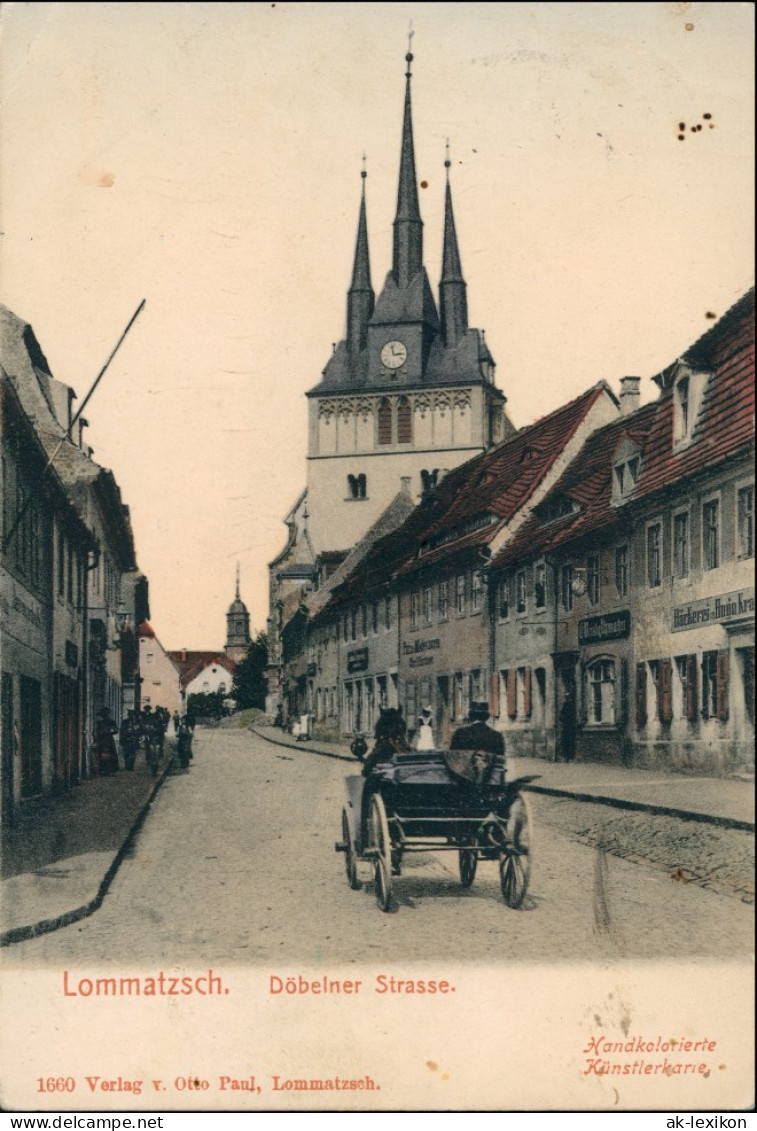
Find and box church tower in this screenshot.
[304,47,513,553]
[225,565,251,663]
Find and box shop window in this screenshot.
[518,667,532,719]
[615,545,628,597]
[516,570,527,615]
[438,579,448,622]
[534,562,546,610]
[675,655,698,721]
[397,397,412,444]
[673,509,690,578]
[377,399,392,446]
[586,659,616,725]
[646,521,662,588]
[586,554,600,607]
[702,650,729,721]
[737,485,754,559]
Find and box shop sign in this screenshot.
[402,637,440,657]
[578,610,631,645]
[672,588,755,633]
[346,647,368,674]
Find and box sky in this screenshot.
[1,2,753,650]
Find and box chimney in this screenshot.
[400,476,412,497]
[619,376,641,416]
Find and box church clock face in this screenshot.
[380,340,407,370]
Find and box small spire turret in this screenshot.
[439,143,468,347]
[347,158,374,358]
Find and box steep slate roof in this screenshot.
[493,288,754,570]
[635,289,755,501]
[322,382,613,609]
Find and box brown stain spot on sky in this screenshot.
[420,180,428,189]
[705,312,717,319]
[98,172,115,188]
[685,23,694,31]
[426,1061,438,1072]
[441,1073,450,1081]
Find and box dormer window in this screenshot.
[612,437,643,504]
[671,361,709,448]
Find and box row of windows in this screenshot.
[1,454,45,593]
[637,652,732,726]
[647,486,753,587]
[409,572,484,629]
[345,468,440,501]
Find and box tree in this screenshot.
[232,631,268,709]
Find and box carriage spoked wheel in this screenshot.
[341,809,361,890]
[458,844,478,888]
[368,794,393,912]
[499,792,533,909]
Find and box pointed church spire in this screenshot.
[392,34,423,288]
[439,143,468,347]
[347,158,374,357]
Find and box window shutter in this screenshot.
[686,654,698,720]
[506,671,517,719]
[489,671,500,718]
[619,659,629,725]
[523,667,532,718]
[635,662,647,728]
[660,659,673,723]
[716,650,729,721]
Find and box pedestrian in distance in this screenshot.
[95,708,120,775]
[558,689,576,763]
[176,718,193,769]
[415,707,436,751]
[119,710,138,771]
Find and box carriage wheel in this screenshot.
[342,809,361,890]
[458,848,478,888]
[499,793,533,908]
[369,794,393,912]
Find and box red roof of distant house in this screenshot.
[137,621,156,638]
[168,650,236,691]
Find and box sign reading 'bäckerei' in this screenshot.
[578,610,631,645]
[672,588,755,633]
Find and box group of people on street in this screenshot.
[94,706,193,777]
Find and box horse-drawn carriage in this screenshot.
[335,710,537,912]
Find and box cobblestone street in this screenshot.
[6,727,754,966]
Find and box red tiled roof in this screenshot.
[493,288,755,570]
[321,382,613,610]
[635,291,755,501]
[493,403,658,568]
[137,621,156,638]
[168,650,236,690]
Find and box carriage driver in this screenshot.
[449,701,506,782]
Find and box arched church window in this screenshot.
[377,399,392,446]
[397,397,412,444]
[347,473,367,500]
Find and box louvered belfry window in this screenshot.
[397,397,412,444]
[377,399,392,445]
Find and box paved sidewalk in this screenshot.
[253,724,755,830]
[1,746,176,946]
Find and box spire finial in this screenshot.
[406,24,414,75]
[445,138,451,178]
[361,152,367,188]
[235,562,240,600]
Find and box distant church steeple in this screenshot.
[225,564,251,663]
[392,38,423,288]
[439,143,468,348]
[346,158,374,362]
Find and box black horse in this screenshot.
[361,707,410,778]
